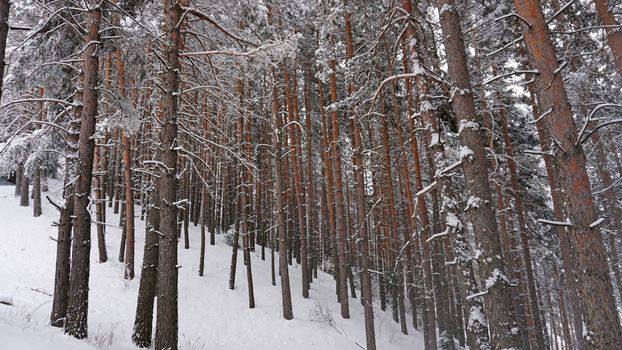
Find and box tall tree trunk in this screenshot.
[303,67,316,284]
[283,65,310,298]
[436,1,522,348]
[64,3,101,338]
[329,56,350,319]
[523,54,583,349]
[592,132,622,300]
[51,69,82,330]
[498,91,546,349]
[122,131,135,278]
[513,1,622,348]
[0,0,9,103]
[378,101,408,332]
[228,81,244,290]
[273,70,293,320]
[479,59,531,349]
[387,77,416,337]
[154,0,183,347]
[241,85,255,308]
[403,1,488,347]
[95,53,113,264]
[399,41,424,334]
[344,11,376,349]
[594,0,622,77]
[117,50,135,279]
[318,77,339,301]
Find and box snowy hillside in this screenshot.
[0,181,424,350]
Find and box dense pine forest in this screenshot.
[0,0,621,349]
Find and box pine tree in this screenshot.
[436,0,522,348]
[64,1,102,338]
[513,0,622,347]
[153,0,184,347]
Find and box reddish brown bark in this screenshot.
[592,133,622,301]
[64,3,101,338]
[329,56,350,319]
[116,51,135,279]
[594,0,622,78]
[344,11,376,349]
[154,0,183,347]
[318,77,339,297]
[436,1,521,348]
[513,1,622,348]
[283,65,310,298]
[273,70,293,320]
[303,67,317,279]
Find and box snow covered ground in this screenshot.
[0,180,424,350]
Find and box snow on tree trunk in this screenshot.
[513,0,622,348]
[329,57,350,320]
[153,0,183,347]
[0,0,9,103]
[64,2,101,339]
[436,1,522,348]
[272,70,293,320]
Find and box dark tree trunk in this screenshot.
[592,132,622,301]
[20,175,29,207]
[273,70,293,320]
[50,194,73,327]
[33,168,42,217]
[132,203,160,348]
[122,131,135,279]
[119,201,126,262]
[154,0,182,347]
[436,1,521,348]
[522,52,584,349]
[242,87,255,308]
[303,67,316,284]
[51,62,81,331]
[94,143,107,263]
[117,50,135,278]
[113,136,122,214]
[328,57,350,319]
[343,10,376,349]
[0,0,9,103]
[14,162,23,197]
[64,3,101,338]
[318,77,339,303]
[283,65,310,299]
[499,96,546,349]
[228,83,244,291]
[183,170,190,249]
[594,0,622,78]
[199,188,206,277]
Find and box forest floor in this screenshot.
[0,180,424,350]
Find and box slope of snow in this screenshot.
[0,180,424,350]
